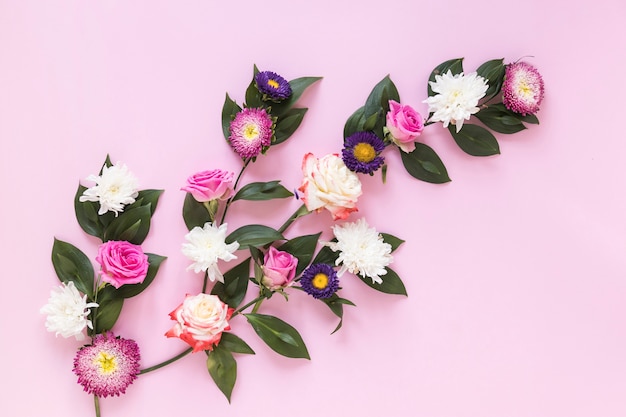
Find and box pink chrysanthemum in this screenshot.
[73,333,141,398]
[228,107,274,158]
[502,62,545,116]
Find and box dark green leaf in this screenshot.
[225,225,284,250]
[400,143,451,183]
[74,184,104,240]
[477,59,505,98]
[520,113,540,124]
[448,124,500,156]
[320,294,356,334]
[127,189,164,215]
[277,233,321,277]
[270,76,322,117]
[102,205,152,244]
[244,313,310,359]
[51,238,95,299]
[380,233,405,252]
[364,75,400,118]
[343,106,365,139]
[100,155,113,173]
[427,58,464,97]
[221,93,242,141]
[114,253,166,299]
[362,110,382,132]
[93,296,124,333]
[274,108,307,145]
[358,266,407,296]
[311,245,338,266]
[231,181,293,202]
[218,332,255,355]
[206,345,237,403]
[212,258,251,308]
[244,65,263,108]
[182,193,212,231]
[475,104,526,134]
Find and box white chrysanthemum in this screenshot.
[326,218,393,284]
[79,163,140,216]
[40,281,99,341]
[181,222,240,283]
[423,70,488,133]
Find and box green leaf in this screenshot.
[274,108,307,145]
[362,110,382,132]
[380,233,405,252]
[520,113,540,124]
[232,181,293,202]
[358,266,407,296]
[277,233,321,277]
[102,205,152,244]
[244,313,310,359]
[225,225,284,250]
[428,58,464,97]
[343,106,365,139]
[182,193,212,231]
[206,345,237,403]
[51,238,95,299]
[100,155,113,173]
[221,93,242,141]
[74,184,104,240]
[400,143,451,184]
[312,245,338,266]
[477,58,505,98]
[475,103,527,134]
[212,258,251,308]
[448,124,500,156]
[218,332,255,355]
[320,294,356,334]
[270,76,323,117]
[244,65,263,108]
[94,296,124,333]
[127,189,164,216]
[114,253,166,299]
[364,75,400,118]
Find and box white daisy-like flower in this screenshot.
[40,281,99,341]
[181,222,240,283]
[326,218,393,284]
[423,70,489,133]
[79,163,140,216]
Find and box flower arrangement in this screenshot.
[41,59,544,416]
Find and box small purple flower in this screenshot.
[342,131,385,174]
[73,333,141,398]
[300,263,339,299]
[255,71,292,102]
[228,107,275,158]
[502,61,545,116]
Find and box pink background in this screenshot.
[2,1,626,416]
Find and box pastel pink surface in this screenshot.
[2,1,626,416]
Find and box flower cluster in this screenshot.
[42,60,544,416]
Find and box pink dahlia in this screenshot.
[502,62,545,116]
[228,107,274,158]
[73,333,141,397]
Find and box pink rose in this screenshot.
[96,241,149,289]
[298,153,362,221]
[181,169,234,202]
[385,100,424,153]
[165,293,233,353]
[261,247,298,290]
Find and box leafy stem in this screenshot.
[219,158,252,225]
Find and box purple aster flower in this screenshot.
[342,131,385,174]
[73,333,141,398]
[255,71,292,102]
[228,107,275,158]
[300,263,339,299]
[502,61,545,116]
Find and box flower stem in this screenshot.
[276,204,310,235]
[219,158,251,225]
[94,395,101,417]
[138,348,193,375]
[231,295,265,318]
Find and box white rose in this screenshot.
[297,153,362,220]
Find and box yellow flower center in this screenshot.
[516,80,533,99]
[94,351,117,375]
[312,273,329,289]
[353,143,376,163]
[243,123,260,141]
[267,79,280,89]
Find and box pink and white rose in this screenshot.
[261,247,298,290]
[298,153,362,221]
[385,100,424,153]
[165,293,233,353]
[96,241,149,289]
[181,169,234,202]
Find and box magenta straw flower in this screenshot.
[73,333,141,398]
[228,107,274,158]
[502,61,545,115]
